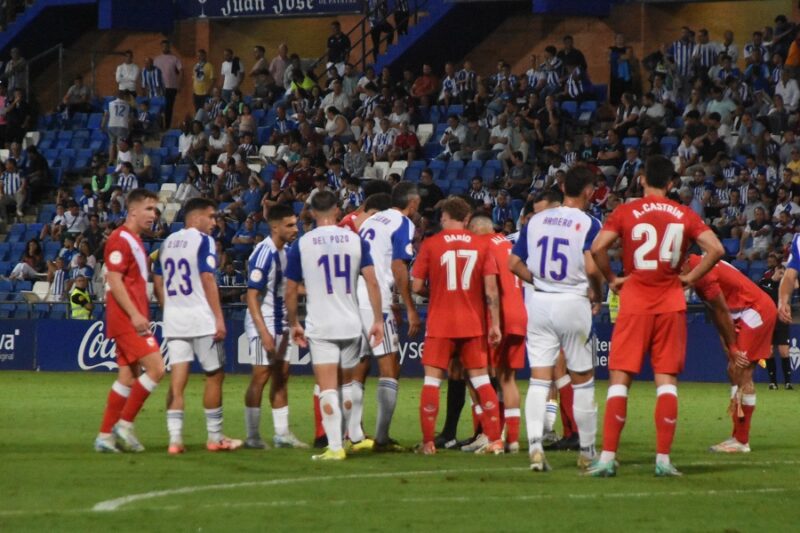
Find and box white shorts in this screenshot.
[359,308,399,357]
[248,333,289,366]
[308,337,362,369]
[526,292,593,373]
[167,335,225,373]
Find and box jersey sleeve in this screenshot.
[285,243,303,282]
[247,247,273,291]
[197,235,217,274]
[583,215,602,252]
[104,234,130,275]
[359,237,374,270]
[411,240,430,280]
[602,206,623,235]
[787,234,800,272]
[391,217,415,262]
[685,207,711,240]
[511,224,528,261]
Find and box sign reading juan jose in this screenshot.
[178,0,362,19]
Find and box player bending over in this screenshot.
[355,182,422,452]
[509,167,604,471]
[469,214,526,453]
[285,190,384,461]
[94,188,165,453]
[243,203,308,449]
[589,155,724,477]
[683,254,776,453]
[154,197,242,453]
[412,196,504,455]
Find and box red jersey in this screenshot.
[412,229,498,338]
[603,195,709,315]
[104,226,150,338]
[688,255,775,313]
[484,233,526,336]
[338,212,359,233]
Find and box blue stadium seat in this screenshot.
[0,243,9,261]
[427,159,446,171]
[160,165,175,179]
[44,242,61,261]
[560,101,578,118]
[445,168,460,181]
[70,137,88,150]
[460,165,480,180]
[144,183,159,193]
[722,238,740,256]
[485,159,502,172]
[257,127,272,145]
[408,160,426,170]
[173,165,189,182]
[0,262,10,276]
[32,303,50,319]
[435,123,449,137]
[292,201,304,216]
[579,100,598,114]
[732,259,749,274]
[37,138,52,151]
[49,305,67,320]
[445,159,464,171]
[87,113,103,129]
[0,279,12,296]
[434,180,451,194]
[622,137,640,149]
[161,135,179,149]
[12,242,27,257]
[480,166,498,182]
[14,280,32,292]
[0,303,15,319]
[169,222,185,233]
[404,167,421,182]
[423,142,443,160]
[660,136,678,156]
[450,179,468,195]
[749,269,766,282]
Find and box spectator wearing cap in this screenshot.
[192,49,215,112]
[327,21,351,76]
[116,50,139,94]
[0,157,25,220]
[153,39,182,128]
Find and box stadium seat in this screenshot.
[622,137,640,149]
[292,201,304,216]
[32,281,50,301]
[450,179,468,195]
[87,113,103,129]
[408,160,427,170]
[660,136,678,156]
[14,280,32,292]
[445,168,461,181]
[722,238,740,256]
[560,101,578,118]
[416,123,434,145]
[44,242,61,261]
[732,259,749,274]
[480,166,498,182]
[0,243,9,261]
[404,167,422,182]
[0,303,15,318]
[0,279,12,298]
[372,162,390,180]
[49,305,67,319]
[11,242,27,257]
[434,179,451,194]
[423,142,443,159]
[32,303,50,319]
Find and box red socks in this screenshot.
[655,386,678,455]
[420,380,441,443]
[602,385,629,453]
[473,382,501,441]
[558,382,576,438]
[313,386,325,439]
[733,395,755,444]
[119,374,157,424]
[504,408,520,444]
[99,381,130,433]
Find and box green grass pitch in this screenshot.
[1,372,800,532]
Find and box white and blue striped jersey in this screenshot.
[356,209,414,312]
[670,40,695,77]
[787,234,800,273]
[511,206,601,296]
[158,228,218,338]
[1,171,22,195]
[285,225,374,340]
[244,236,287,338]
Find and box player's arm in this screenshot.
[284,243,307,347]
[584,251,605,315]
[590,229,623,291]
[106,271,149,335]
[201,272,226,341]
[484,274,502,347]
[153,273,164,308]
[361,265,385,347]
[779,267,798,324]
[246,288,275,351]
[508,253,533,284]
[392,258,420,338]
[680,229,725,286]
[703,292,747,366]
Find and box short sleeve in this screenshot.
[104,235,130,275]
[694,266,721,302]
[686,208,711,240]
[583,216,602,252]
[511,224,529,262]
[359,237,374,270]
[411,240,430,280]
[787,234,800,272]
[391,217,414,261]
[247,247,273,291]
[197,235,217,274]
[285,242,303,282]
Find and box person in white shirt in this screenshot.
[489,114,511,152]
[320,79,351,116]
[284,190,383,461]
[438,114,467,159]
[372,118,396,161]
[774,69,799,112]
[115,50,140,94]
[220,48,244,102]
[719,30,739,65]
[154,197,242,454]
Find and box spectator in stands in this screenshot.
[638,92,667,132]
[60,75,91,117]
[323,106,353,145]
[221,48,244,102]
[468,176,491,208]
[491,190,513,230]
[608,33,633,105]
[411,63,437,103]
[614,147,642,196]
[140,57,164,100]
[558,35,587,72]
[129,140,152,184]
[388,121,419,164]
[367,0,394,61]
[77,184,96,214]
[344,139,366,178]
[249,45,268,81]
[5,87,30,146]
[192,49,215,113]
[270,43,290,90]
[68,273,93,319]
[437,114,466,160]
[47,256,67,302]
[23,146,49,203]
[0,156,25,220]
[417,168,444,215]
[738,206,772,260]
[218,261,245,303]
[679,186,704,218]
[116,162,138,193]
[613,92,639,136]
[116,50,139,95]
[82,213,105,260]
[691,127,728,175]
[8,238,44,281]
[715,188,744,237]
[774,68,799,113]
[153,39,182,128]
[454,117,490,161]
[63,201,88,237]
[596,129,624,177]
[327,21,351,76]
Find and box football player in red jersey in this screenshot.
[411,197,504,455]
[589,155,724,476]
[684,254,776,453]
[94,189,165,453]
[469,214,526,453]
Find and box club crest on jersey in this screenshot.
[250,269,263,283]
[108,251,123,265]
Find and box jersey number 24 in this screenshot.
[632,222,684,270]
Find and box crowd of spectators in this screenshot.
[2,11,800,305]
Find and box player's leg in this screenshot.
[733,364,756,448]
[95,360,136,453]
[461,335,504,455]
[765,346,778,389]
[270,358,309,448]
[497,336,523,453]
[373,313,403,451]
[341,365,368,448]
[312,358,345,459]
[244,337,272,448]
[163,339,193,454]
[778,344,793,389]
[459,380,488,452]
[549,350,578,450]
[435,358,466,449]
[419,337,453,454]
[197,336,241,451]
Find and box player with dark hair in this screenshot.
[589,155,724,477]
[94,188,164,453]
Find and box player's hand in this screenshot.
[260,330,276,353]
[488,325,502,348]
[291,324,308,348]
[609,276,627,294]
[406,307,422,339]
[368,321,384,348]
[779,302,793,324]
[591,301,602,316]
[214,319,226,342]
[131,312,150,336]
[391,303,403,329]
[733,349,749,369]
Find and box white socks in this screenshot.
[525,378,551,453]
[167,409,183,444]
[572,378,597,455]
[246,405,290,440]
[319,389,343,452]
[544,400,558,432]
[272,406,289,436]
[342,381,365,443]
[205,407,223,442]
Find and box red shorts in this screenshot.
[609,311,686,375]
[115,332,160,367]
[423,336,488,370]
[735,306,777,362]
[489,334,525,370]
